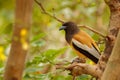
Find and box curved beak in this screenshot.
[59,26,66,31]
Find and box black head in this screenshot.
[59,21,79,34]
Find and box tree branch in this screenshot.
[78,25,106,38]
[56,62,102,79]
[35,1,120,79]
[97,0,120,78]
[56,0,120,79]
[34,0,64,24]
[101,27,120,80]
[34,0,106,38]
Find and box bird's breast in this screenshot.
[65,33,73,44]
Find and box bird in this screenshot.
[59,21,100,63]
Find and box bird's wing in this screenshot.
[72,30,100,59]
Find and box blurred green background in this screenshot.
[0,0,109,80]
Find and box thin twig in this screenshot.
[34,0,64,23]
[79,25,106,38]
[34,0,106,38]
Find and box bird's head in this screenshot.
[59,21,79,34]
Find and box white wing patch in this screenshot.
[72,39,100,59]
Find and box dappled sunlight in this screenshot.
[0,46,6,61]
[20,28,29,50]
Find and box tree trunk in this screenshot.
[101,30,120,80]
[4,0,33,80]
[101,0,120,80]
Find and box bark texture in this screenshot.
[4,0,33,80]
[101,28,120,80]
[98,0,120,73]
[100,0,120,79]
[56,0,120,79]
[64,0,120,79]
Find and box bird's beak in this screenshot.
[59,26,66,31]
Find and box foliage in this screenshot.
[24,46,68,80]
[0,0,109,80]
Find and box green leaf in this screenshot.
[31,33,46,43]
[31,40,45,47]
[25,67,42,73]
[52,75,72,80]
[24,72,52,80]
[42,47,67,62]
[76,74,91,80]
[26,47,68,67]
